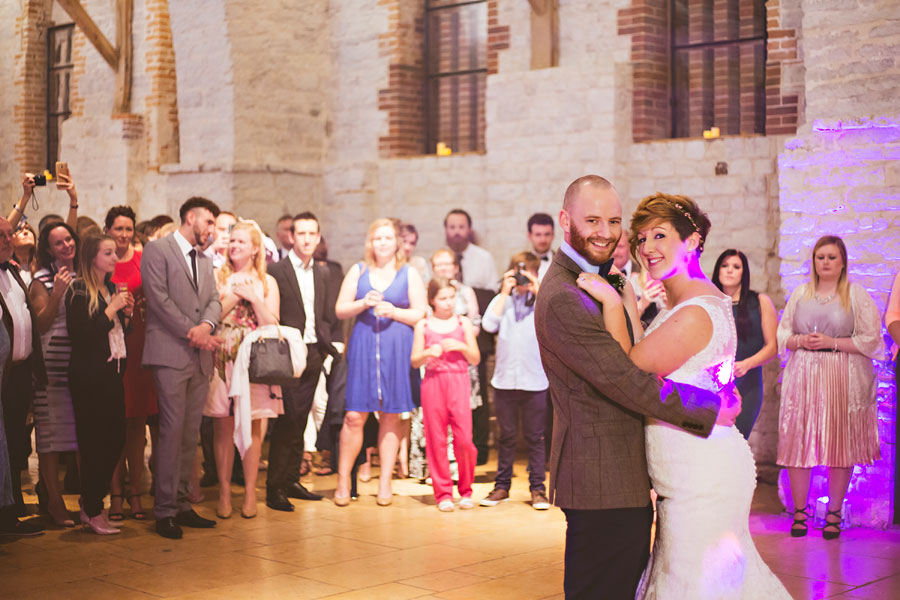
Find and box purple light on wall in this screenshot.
[777,114,899,528]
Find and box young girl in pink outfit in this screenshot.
[411,277,480,511]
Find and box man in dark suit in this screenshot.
[266,212,340,510]
[143,198,222,539]
[534,175,739,599]
[0,216,45,536]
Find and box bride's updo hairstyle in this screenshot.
[628,193,711,261]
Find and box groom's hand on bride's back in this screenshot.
[715,384,742,427]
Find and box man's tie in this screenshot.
[455,253,464,283]
[188,249,198,287]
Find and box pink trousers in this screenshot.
[421,370,476,502]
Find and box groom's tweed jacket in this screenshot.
[534,250,719,510]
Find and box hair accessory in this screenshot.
[659,196,704,252]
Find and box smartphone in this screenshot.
[55,161,69,181]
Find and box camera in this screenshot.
[514,262,530,286]
[32,173,46,186]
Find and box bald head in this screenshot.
[563,175,614,212]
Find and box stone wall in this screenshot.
[774,0,900,527]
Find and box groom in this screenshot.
[534,175,739,599]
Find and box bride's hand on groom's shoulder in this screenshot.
[715,383,742,427]
[576,272,620,304]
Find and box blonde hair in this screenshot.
[216,221,269,296]
[363,218,407,267]
[77,233,116,316]
[804,235,850,310]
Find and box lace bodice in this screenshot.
[643,295,736,393]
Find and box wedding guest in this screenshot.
[66,234,133,534]
[75,216,101,240]
[106,206,158,521]
[0,216,46,524]
[444,209,496,464]
[333,218,426,506]
[399,222,429,282]
[526,213,555,281]
[886,268,900,524]
[712,249,777,438]
[143,197,221,540]
[29,222,79,527]
[0,304,43,536]
[411,277,479,511]
[12,223,36,287]
[206,211,237,269]
[274,214,293,261]
[480,252,550,510]
[777,235,884,539]
[205,222,281,519]
[267,212,338,512]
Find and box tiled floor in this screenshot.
[2,456,899,599]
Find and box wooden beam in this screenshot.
[56,0,118,70]
[114,0,133,113]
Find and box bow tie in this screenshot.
[541,255,550,261]
[596,258,614,278]
[0,262,10,271]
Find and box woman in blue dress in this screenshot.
[333,218,426,506]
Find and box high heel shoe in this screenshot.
[48,502,75,528]
[791,504,811,537]
[823,509,842,540]
[376,494,393,507]
[333,494,350,507]
[127,494,147,521]
[82,513,121,535]
[108,494,125,522]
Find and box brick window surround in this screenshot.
[618,0,798,142]
[378,0,507,157]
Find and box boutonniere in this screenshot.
[604,272,626,292]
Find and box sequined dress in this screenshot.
[637,295,790,600]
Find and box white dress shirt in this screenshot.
[536,250,553,281]
[481,290,549,392]
[288,250,317,344]
[173,230,197,275]
[460,243,498,291]
[559,240,600,274]
[0,268,33,361]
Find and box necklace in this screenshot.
[814,291,835,304]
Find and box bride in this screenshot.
[577,193,790,600]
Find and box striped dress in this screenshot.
[31,268,78,453]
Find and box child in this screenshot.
[411,277,480,511]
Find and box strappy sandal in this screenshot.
[108,494,125,522]
[791,504,811,537]
[127,494,147,520]
[823,509,842,540]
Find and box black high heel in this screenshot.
[823,509,842,540]
[791,504,811,537]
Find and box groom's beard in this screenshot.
[570,223,618,266]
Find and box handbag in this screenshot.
[248,328,295,385]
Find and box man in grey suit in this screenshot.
[534,175,739,599]
[142,197,222,539]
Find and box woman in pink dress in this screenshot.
[106,206,158,521]
[204,222,282,519]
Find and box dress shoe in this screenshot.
[174,509,216,528]
[284,482,323,501]
[0,518,45,537]
[156,517,183,539]
[265,490,295,512]
[82,514,120,535]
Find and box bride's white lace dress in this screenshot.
[636,295,790,600]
